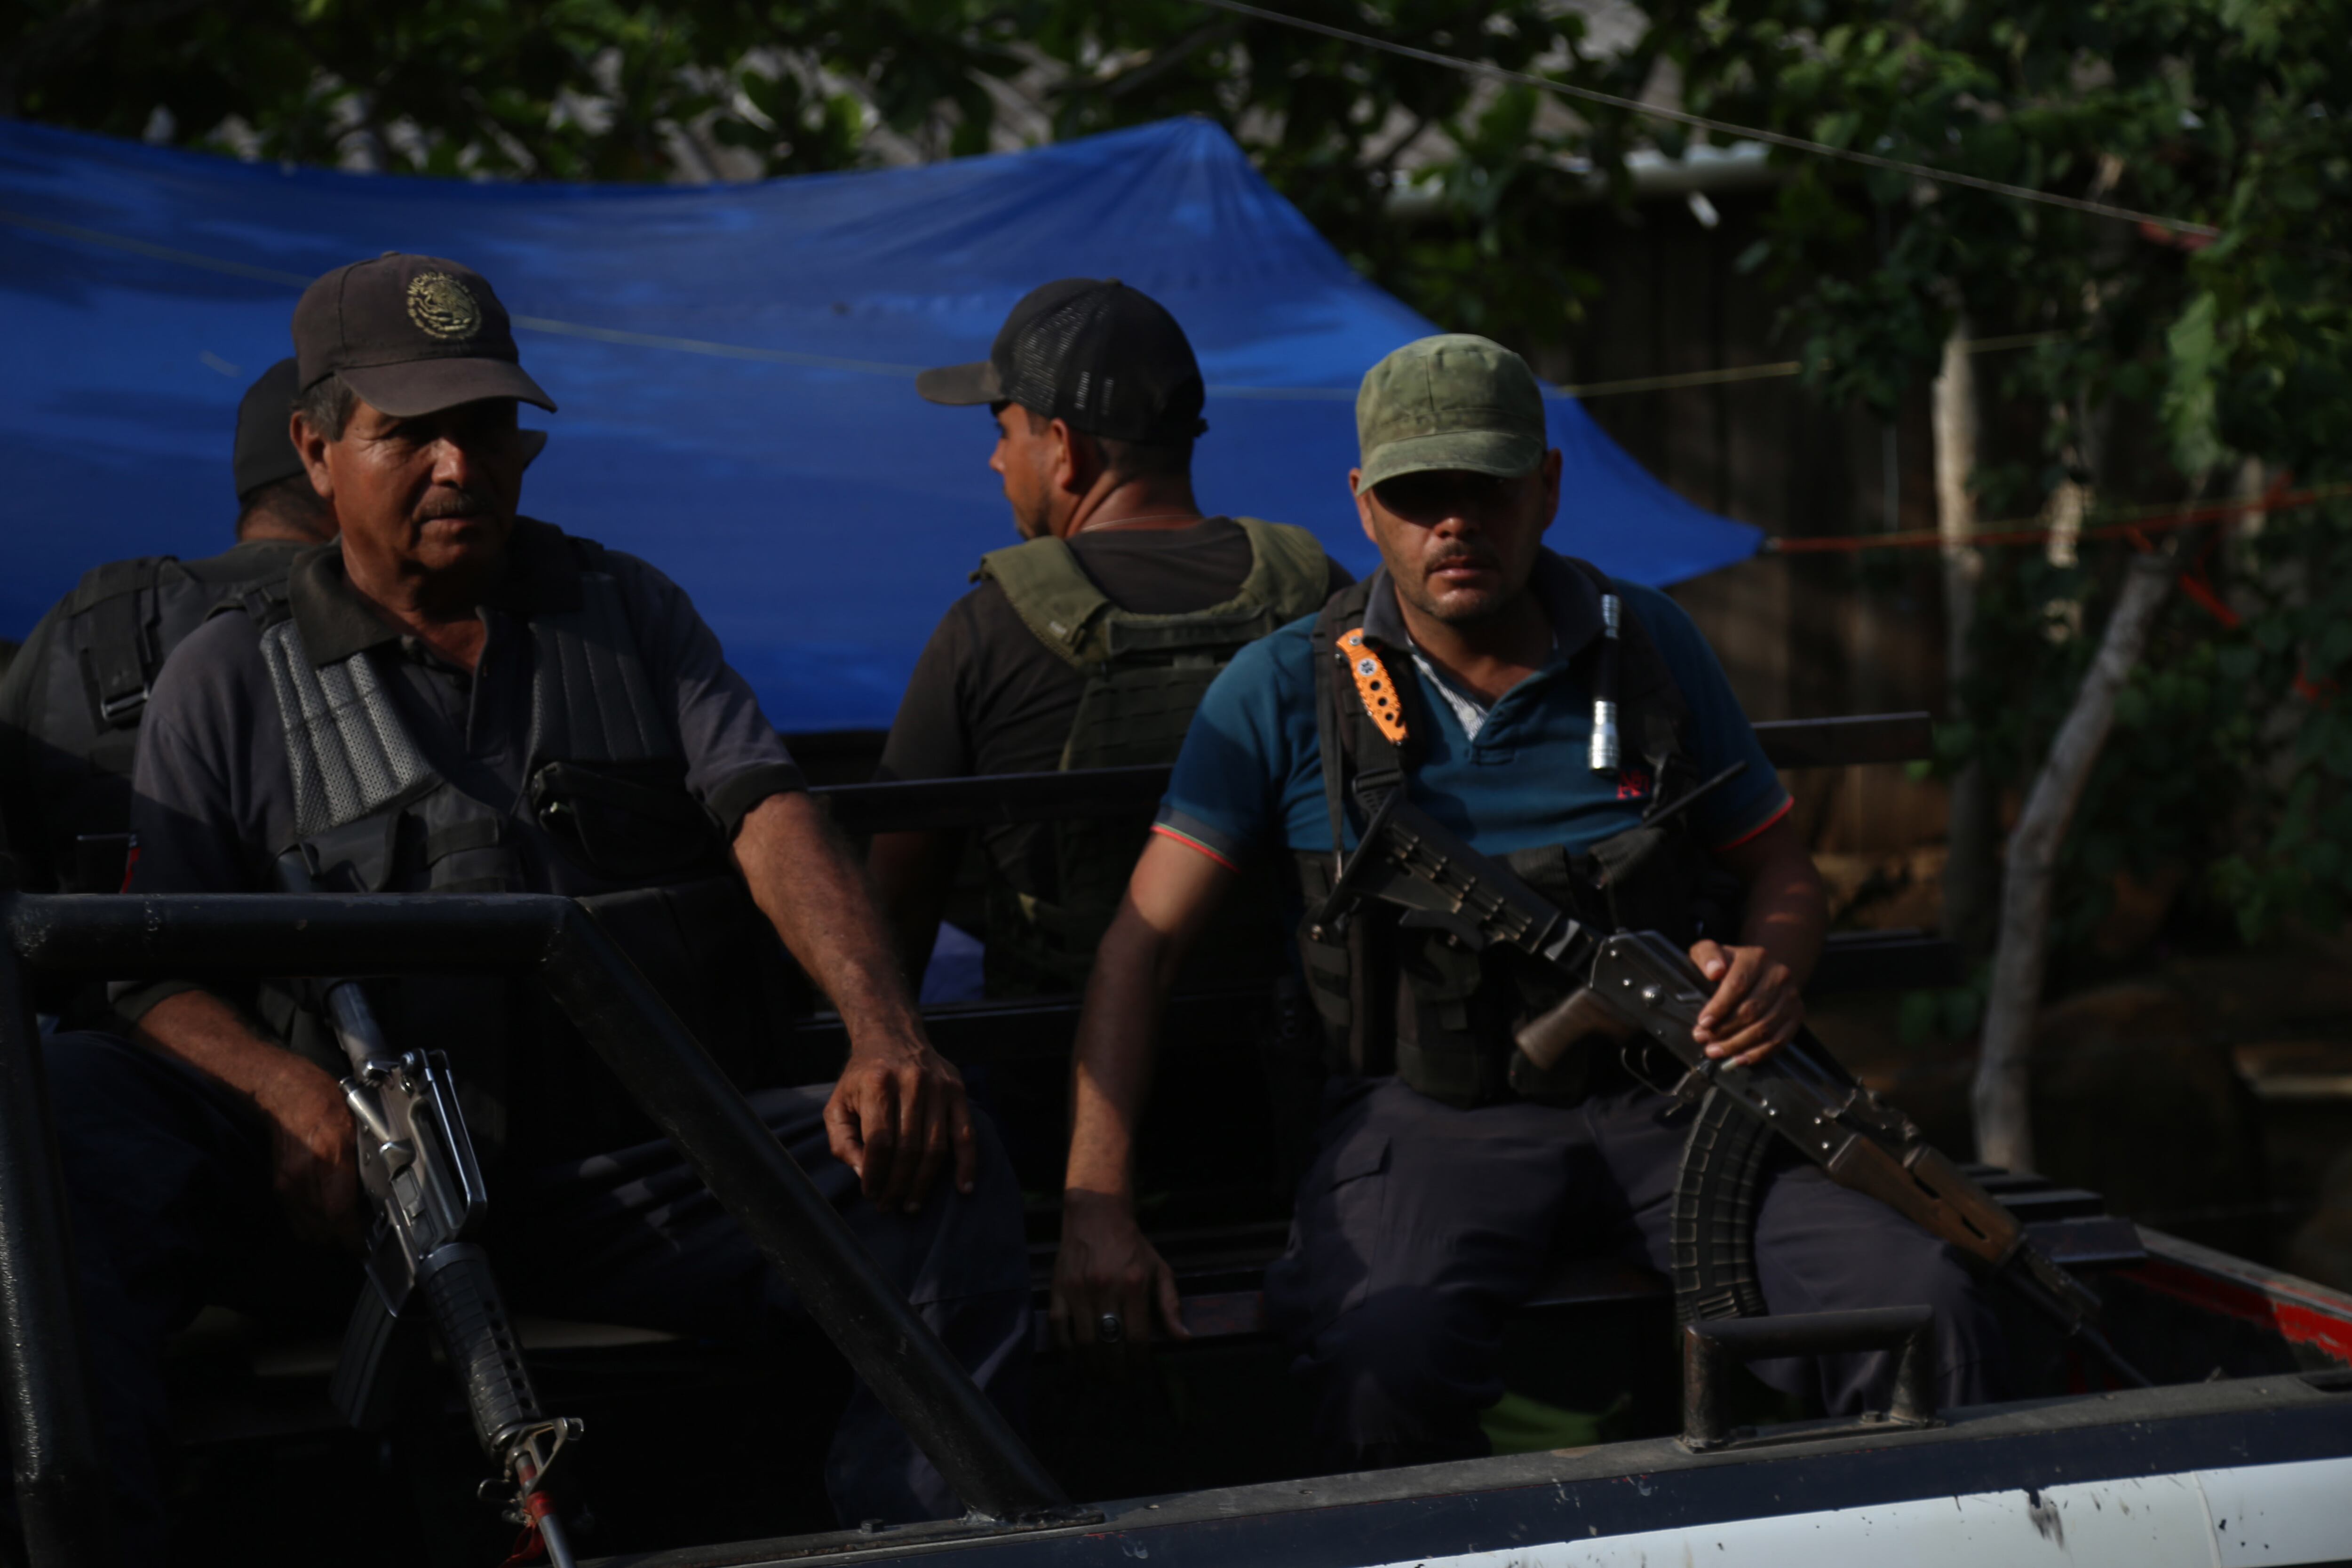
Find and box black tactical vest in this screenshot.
[976,518,1331,995]
[1294,559,1736,1109]
[252,533,800,1160]
[1,544,303,892]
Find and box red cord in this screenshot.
[496,1490,559,1566]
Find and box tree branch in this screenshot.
[1971,544,2176,1170]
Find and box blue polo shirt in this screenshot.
[1152,551,1789,868]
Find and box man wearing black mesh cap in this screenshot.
[871,278,1349,1004]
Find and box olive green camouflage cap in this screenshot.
[1355,334,1547,493]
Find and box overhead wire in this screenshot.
[1184,0,2223,241]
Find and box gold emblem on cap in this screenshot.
[405,272,482,341]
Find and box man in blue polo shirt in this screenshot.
[1049,334,2004,1469]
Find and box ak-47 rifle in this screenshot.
[1307,792,2151,1390]
[278,852,586,1567]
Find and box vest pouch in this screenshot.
[1392,937,1504,1109]
[530,758,721,883]
[300,808,406,892]
[1291,851,1400,1079]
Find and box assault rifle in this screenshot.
[277,853,586,1567]
[1307,793,2151,1390]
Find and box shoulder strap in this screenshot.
[1230,519,1335,623]
[984,523,1336,674]
[64,556,178,617]
[65,557,183,728]
[1308,574,1420,860]
[257,618,436,841]
[976,538,1114,673]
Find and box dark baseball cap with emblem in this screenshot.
[293,252,556,418]
[232,357,306,501]
[916,278,1207,445]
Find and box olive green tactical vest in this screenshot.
[977,517,1332,994]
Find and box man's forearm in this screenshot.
[736,791,925,1041]
[1064,836,1236,1198]
[133,989,317,1103]
[1064,906,1184,1200]
[1737,839,1828,986]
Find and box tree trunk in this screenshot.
[1933,321,1997,955]
[1971,549,2174,1170]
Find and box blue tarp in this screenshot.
[0,117,1760,731]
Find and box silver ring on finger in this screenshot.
[1096,1312,1125,1346]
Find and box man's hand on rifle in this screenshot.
[1692,815,1827,1068]
[134,991,363,1249]
[824,1029,977,1214]
[1687,939,1804,1068]
[254,1055,363,1249]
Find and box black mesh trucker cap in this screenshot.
[232,358,306,501]
[293,253,555,419]
[917,278,1208,444]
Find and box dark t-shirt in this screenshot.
[877,517,1351,893]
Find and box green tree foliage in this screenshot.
[1663,0,2352,956]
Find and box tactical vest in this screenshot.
[253,534,795,1159]
[6,548,300,892]
[1295,561,1736,1109]
[975,517,1332,994]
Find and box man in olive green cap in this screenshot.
[1051,333,2005,1462]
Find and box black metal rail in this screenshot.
[813,712,1936,834]
[787,928,1957,1073]
[0,892,1072,1568]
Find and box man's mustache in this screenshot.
[413,488,498,523]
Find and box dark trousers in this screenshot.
[42,1031,1032,1563]
[1263,1076,2009,1471]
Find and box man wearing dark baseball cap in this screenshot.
[873,276,1344,999]
[0,357,336,899]
[1054,332,2007,1449]
[46,253,1030,1556]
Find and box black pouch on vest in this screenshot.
[529,758,721,882]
